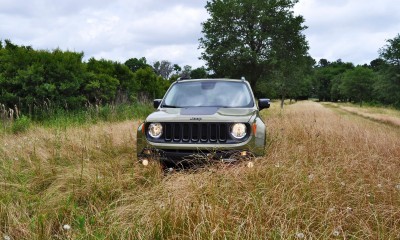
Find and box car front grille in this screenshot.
[146,122,250,144]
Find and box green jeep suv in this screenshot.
[137,78,270,166]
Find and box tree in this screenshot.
[167,64,183,83]
[124,57,150,72]
[42,49,86,108]
[180,65,192,79]
[330,74,345,102]
[318,59,330,67]
[84,73,119,103]
[312,59,354,102]
[375,34,400,107]
[369,58,387,72]
[199,0,309,90]
[379,34,400,67]
[173,64,181,73]
[0,39,173,114]
[113,62,137,103]
[272,53,313,108]
[190,66,208,79]
[340,66,375,107]
[0,40,86,110]
[85,58,120,103]
[153,60,174,79]
[133,67,170,101]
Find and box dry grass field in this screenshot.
[1,101,400,239]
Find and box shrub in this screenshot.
[11,115,31,133]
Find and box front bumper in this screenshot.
[136,120,266,163]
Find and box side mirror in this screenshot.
[153,99,162,109]
[258,98,270,110]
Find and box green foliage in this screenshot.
[0,40,172,119]
[379,33,400,67]
[133,67,170,100]
[173,64,181,73]
[200,0,310,93]
[84,72,119,103]
[1,103,153,133]
[11,115,31,133]
[190,66,208,79]
[340,66,375,106]
[311,34,400,108]
[124,57,150,72]
[0,42,86,110]
[312,59,354,101]
[375,34,400,107]
[373,66,400,107]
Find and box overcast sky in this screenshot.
[1,0,399,68]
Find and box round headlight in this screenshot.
[148,123,163,138]
[230,123,247,139]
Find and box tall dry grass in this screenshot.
[1,101,399,239]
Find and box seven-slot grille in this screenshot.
[147,122,249,144]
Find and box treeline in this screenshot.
[1,31,399,121]
[310,34,400,107]
[256,34,400,108]
[0,39,208,116]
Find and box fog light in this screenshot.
[144,149,151,155]
[241,151,247,156]
[142,159,149,166]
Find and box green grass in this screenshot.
[0,103,153,134]
[38,103,153,127]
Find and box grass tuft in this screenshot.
[11,115,31,134]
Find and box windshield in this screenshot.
[162,81,254,108]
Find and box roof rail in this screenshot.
[177,77,191,82]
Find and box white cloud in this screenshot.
[1,0,399,68]
[144,44,205,67]
[0,0,208,67]
[294,0,400,64]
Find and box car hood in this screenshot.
[146,107,256,123]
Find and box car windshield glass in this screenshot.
[162,81,254,108]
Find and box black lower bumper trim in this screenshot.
[138,148,253,166]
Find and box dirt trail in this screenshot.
[322,102,400,127]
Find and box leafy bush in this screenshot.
[11,115,31,133]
